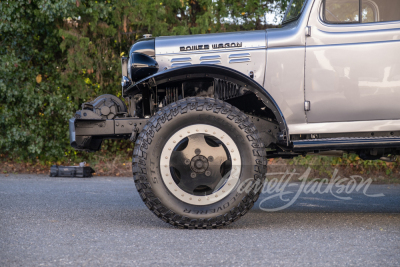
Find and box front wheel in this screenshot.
[132,97,266,229]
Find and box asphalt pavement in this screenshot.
[1,174,399,266]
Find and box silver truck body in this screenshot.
[70,0,400,159]
[68,0,400,228]
[155,0,400,135]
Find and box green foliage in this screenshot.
[0,0,287,161]
[289,154,400,178]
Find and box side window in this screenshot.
[324,0,360,23]
[323,0,400,24]
[362,0,400,23]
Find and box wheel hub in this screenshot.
[190,155,209,173]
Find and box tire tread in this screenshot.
[132,97,267,229]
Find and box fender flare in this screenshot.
[124,64,288,144]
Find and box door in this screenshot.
[305,0,400,123]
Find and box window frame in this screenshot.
[321,0,400,25]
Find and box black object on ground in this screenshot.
[50,164,94,178]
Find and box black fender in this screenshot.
[123,64,288,144]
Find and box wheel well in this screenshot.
[124,65,288,146]
[152,79,278,123]
[127,78,285,150]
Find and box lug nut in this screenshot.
[191,172,196,178]
[195,148,201,155]
[208,156,214,162]
[205,171,211,176]
[184,159,190,165]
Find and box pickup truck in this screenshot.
[69,0,400,228]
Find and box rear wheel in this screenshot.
[132,97,266,229]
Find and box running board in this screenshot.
[293,137,400,151]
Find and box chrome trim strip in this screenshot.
[171,62,192,68]
[200,55,221,61]
[289,120,400,135]
[306,38,400,48]
[229,53,251,58]
[170,57,192,62]
[229,58,251,64]
[200,60,221,65]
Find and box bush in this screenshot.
[0,0,286,161]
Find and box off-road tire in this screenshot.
[132,97,267,229]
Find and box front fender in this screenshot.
[123,64,288,144]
